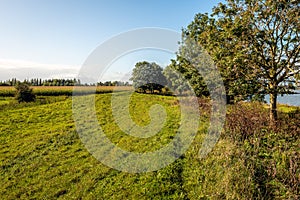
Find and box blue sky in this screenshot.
[0,0,225,81]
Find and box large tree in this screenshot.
[183,0,300,123]
[130,61,166,94]
[183,12,263,104]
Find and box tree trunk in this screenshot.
[269,92,278,126]
[226,94,234,104]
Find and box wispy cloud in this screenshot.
[0,59,79,81]
[100,71,132,82]
[0,58,132,82]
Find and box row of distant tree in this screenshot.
[97,81,131,87]
[0,78,79,86]
[0,78,131,87]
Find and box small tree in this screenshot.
[130,61,167,94]
[15,83,36,103]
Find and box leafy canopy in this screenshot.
[182,0,299,122]
[130,61,167,93]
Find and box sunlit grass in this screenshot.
[0,93,299,199]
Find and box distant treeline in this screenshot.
[0,78,131,87]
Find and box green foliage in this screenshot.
[130,61,167,94]
[15,83,36,103]
[164,57,209,97]
[163,63,189,96]
[182,12,262,103]
[182,0,300,112]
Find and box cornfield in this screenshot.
[0,86,133,97]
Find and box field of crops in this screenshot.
[0,92,299,199]
[0,86,133,97]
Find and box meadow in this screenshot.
[0,91,299,199]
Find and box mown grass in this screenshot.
[0,93,299,199]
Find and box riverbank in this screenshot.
[265,90,300,107]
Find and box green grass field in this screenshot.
[0,92,299,199]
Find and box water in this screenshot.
[265,90,300,107]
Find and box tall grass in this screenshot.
[224,102,300,199]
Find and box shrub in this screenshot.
[15,83,36,103]
[223,102,300,199]
[224,102,269,141]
